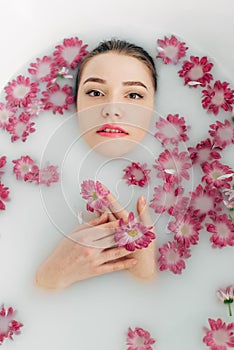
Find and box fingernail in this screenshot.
[141,196,146,205]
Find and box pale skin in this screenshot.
[35,51,156,290]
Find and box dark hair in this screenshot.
[75,38,157,100]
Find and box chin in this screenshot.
[88,139,140,158]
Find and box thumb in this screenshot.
[137,196,154,230]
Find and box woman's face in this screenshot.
[77,52,155,157]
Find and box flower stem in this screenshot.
[228,303,232,316]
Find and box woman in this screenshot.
[35,39,158,290]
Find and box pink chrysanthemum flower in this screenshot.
[154,148,192,184]
[178,56,213,87]
[202,80,234,115]
[222,188,234,210]
[203,318,234,350]
[0,305,23,345]
[0,103,17,129]
[189,184,222,219]
[156,35,188,64]
[158,240,191,274]
[217,285,234,317]
[114,212,155,251]
[80,180,110,212]
[25,100,44,117]
[12,155,38,180]
[188,138,221,165]
[155,114,189,146]
[48,67,74,86]
[0,156,7,172]
[202,161,233,189]
[149,185,189,216]
[41,83,74,114]
[206,214,234,248]
[36,165,59,186]
[123,162,151,187]
[28,56,57,82]
[126,327,156,350]
[53,37,88,69]
[168,213,202,248]
[6,113,35,142]
[0,183,9,210]
[4,75,39,107]
[209,120,234,149]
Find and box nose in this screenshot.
[101,103,124,119]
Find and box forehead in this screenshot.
[79,52,153,85]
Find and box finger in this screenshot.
[137,196,155,231]
[107,212,116,222]
[105,188,129,221]
[99,247,134,264]
[98,258,137,274]
[70,212,108,237]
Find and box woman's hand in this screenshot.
[105,190,157,280]
[35,213,137,291]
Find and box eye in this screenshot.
[127,92,144,100]
[86,89,104,97]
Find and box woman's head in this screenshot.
[76,39,157,157]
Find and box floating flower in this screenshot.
[37,165,59,186]
[6,113,35,142]
[202,161,233,189]
[0,156,7,176]
[178,56,213,87]
[53,37,88,69]
[156,35,188,64]
[149,185,189,216]
[126,327,156,350]
[217,285,234,316]
[0,103,17,129]
[158,240,191,274]
[155,114,189,146]
[0,183,9,210]
[203,318,234,350]
[80,180,110,212]
[28,56,57,82]
[12,155,38,180]
[202,80,234,115]
[25,100,44,117]
[168,213,202,248]
[209,120,234,149]
[123,162,151,187]
[206,214,234,248]
[0,305,23,345]
[41,83,74,114]
[114,212,155,251]
[222,188,234,210]
[188,138,221,165]
[4,75,39,107]
[154,148,192,184]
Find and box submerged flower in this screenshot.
[37,165,59,186]
[206,214,234,248]
[178,56,213,87]
[155,114,189,146]
[0,103,17,129]
[154,148,192,184]
[80,180,110,212]
[188,138,221,165]
[4,75,39,107]
[28,56,57,82]
[41,83,74,114]
[217,285,234,316]
[0,305,23,345]
[149,185,189,216]
[203,318,234,350]
[168,213,202,247]
[126,327,156,350]
[12,155,38,180]
[53,37,88,69]
[202,80,234,115]
[25,100,44,117]
[6,113,35,142]
[123,162,151,187]
[114,212,155,251]
[202,161,233,189]
[156,35,188,64]
[158,240,191,274]
[209,120,234,149]
[0,183,9,210]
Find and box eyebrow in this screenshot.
[82,77,148,90]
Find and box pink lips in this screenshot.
[96,124,128,138]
